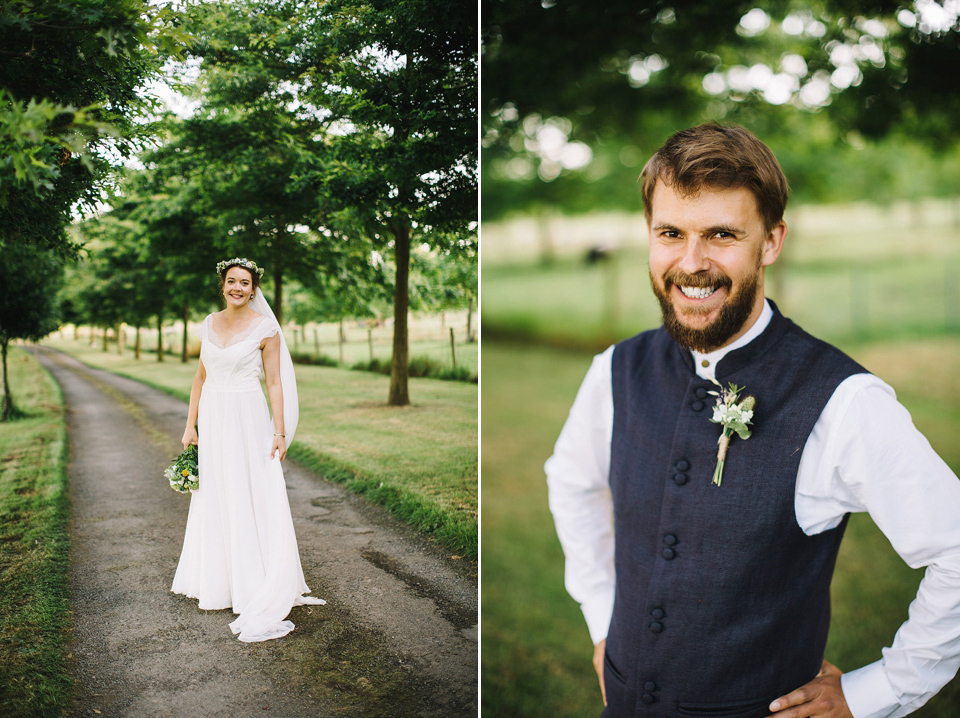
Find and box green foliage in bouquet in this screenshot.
[165,443,198,493]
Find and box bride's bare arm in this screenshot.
[261,332,287,460]
[181,357,206,449]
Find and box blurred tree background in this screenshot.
[481,1,960,717]
[0,0,477,415]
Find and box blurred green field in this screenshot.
[482,200,960,350]
[482,252,960,350]
[481,201,960,717]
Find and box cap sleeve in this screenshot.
[197,314,211,342]
[252,316,281,344]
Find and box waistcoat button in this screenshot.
[649,621,663,633]
[676,459,690,471]
[663,534,678,546]
[673,473,688,486]
[691,400,704,411]
[641,692,655,704]
[644,681,657,692]
[695,387,708,399]
[662,547,676,560]
[651,608,665,619]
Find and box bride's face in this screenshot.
[223,267,255,307]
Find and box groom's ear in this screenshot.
[761,220,786,268]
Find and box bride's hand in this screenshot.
[270,435,287,461]
[181,427,198,450]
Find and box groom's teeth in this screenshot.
[680,286,716,299]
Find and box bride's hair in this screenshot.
[218,262,261,293]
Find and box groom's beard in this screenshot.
[649,264,761,353]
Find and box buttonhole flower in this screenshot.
[707,382,755,487]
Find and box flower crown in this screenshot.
[216,257,264,278]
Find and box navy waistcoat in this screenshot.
[603,303,866,718]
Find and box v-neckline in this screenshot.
[209,313,264,349]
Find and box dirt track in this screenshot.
[36,346,477,718]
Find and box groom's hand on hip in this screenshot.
[593,638,607,706]
[767,660,853,718]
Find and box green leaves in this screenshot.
[0,90,115,204]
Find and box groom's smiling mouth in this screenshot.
[678,285,718,300]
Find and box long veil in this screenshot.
[249,288,299,446]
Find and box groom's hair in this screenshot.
[640,122,789,233]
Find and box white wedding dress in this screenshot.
[171,311,323,642]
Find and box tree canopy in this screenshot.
[16,0,478,408]
[481,0,960,218]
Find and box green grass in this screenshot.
[42,335,478,559]
[481,339,960,718]
[0,346,71,717]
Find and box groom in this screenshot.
[546,123,960,718]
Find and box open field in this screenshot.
[40,334,478,558]
[481,340,960,718]
[0,347,71,717]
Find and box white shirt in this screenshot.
[545,301,960,718]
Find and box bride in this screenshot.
[172,257,324,642]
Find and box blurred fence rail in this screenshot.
[481,198,960,348]
[481,197,960,266]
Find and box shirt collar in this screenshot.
[691,299,773,382]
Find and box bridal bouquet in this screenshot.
[165,444,199,493]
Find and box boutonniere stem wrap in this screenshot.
[708,382,755,487]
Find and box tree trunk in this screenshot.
[388,222,411,406]
[466,297,475,343]
[116,323,123,355]
[102,327,108,352]
[157,312,164,362]
[273,266,283,325]
[135,325,142,360]
[0,337,17,422]
[181,303,189,363]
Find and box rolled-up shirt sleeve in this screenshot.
[798,376,960,717]
[545,346,616,645]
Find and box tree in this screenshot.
[0,243,62,420]
[305,0,478,405]
[0,0,187,254]
[176,0,476,405]
[143,78,330,323]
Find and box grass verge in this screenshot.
[0,346,71,717]
[41,336,478,560]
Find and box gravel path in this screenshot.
[37,347,478,718]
